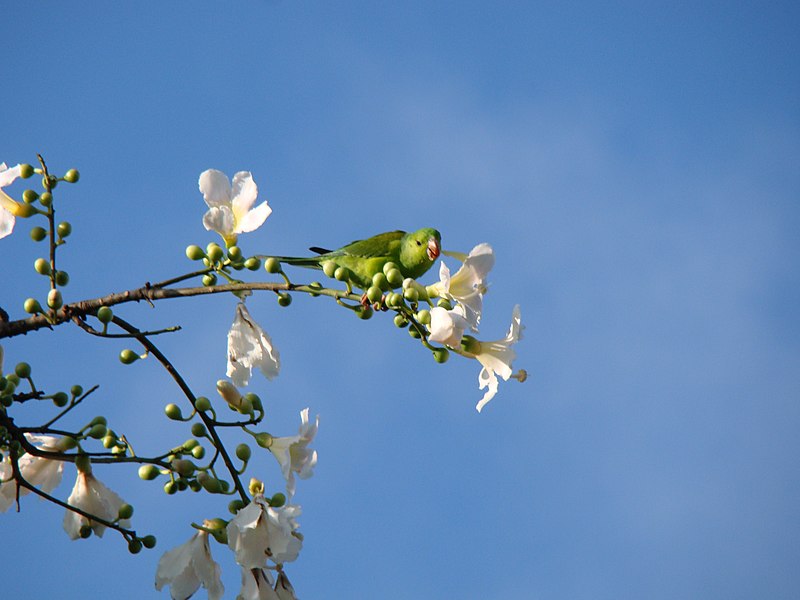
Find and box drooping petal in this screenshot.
[234,201,272,235]
[476,367,500,413]
[230,171,259,216]
[274,572,299,600]
[471,305,523,412]
[203,205,235,237]
[0,206,16,239]
[238,567,280,600]
[227,303,280,386]
[155,531,224,600]
[63,471,129,539]
[199,169,233,208]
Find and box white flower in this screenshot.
[238,568,280,600]
[227,495,302,568]
[155,530,224,600]
[268,408,318,498]
[470,304,524,412]
[427,305,470,347]
[0,163,24,240]
[199,169,271,246]
[432,243,494,330]
[63,470,130,539]
[274,572,298,600]
[228,303,280,387]
[0,435,64,512]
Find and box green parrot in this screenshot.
[269,227,442,290]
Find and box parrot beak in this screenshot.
[427,237,441,261]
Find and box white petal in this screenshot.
[234,201,272,234]
[199,169,232,208]
[230,171,258,215]
[476,367,499,412]
[0,206,15,239]
[227,303,280,386]
[203,205,235,236]
[0,163,22,188]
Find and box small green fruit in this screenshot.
[244,257,261,271]
[30,226,47,242]
[190,423,207,437]
[23,298,42,314]
[236,443,252,462]
[206,243,224,262]
[386,268,403,287]
[277,292,292,307]
[22,189,38,203]
[432,347,450,363]
[34,258,51,275]
[138,465,159,481]
[57,221,72,238]
[194,396,211,412]
[270,492,286,507]
[52,391,69,407]
[63,169,80,183]
[119,349,139,365]
[227,246,242,261]
[47,289,63,310]
[185,245,205,261]
[334,266,349,281]
[164,403,182,420]
[142,535,157,549]
[55,270,69,286]
[117,503,134,520]
[322,261,337,278]
[14,362,31,378]
[19,164,34,179]
[96,306,113,324]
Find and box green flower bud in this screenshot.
[202,273,217,286]
[270,492,286,507]
[386,268,403,287]
[383,262,399,276]
[194,396,211,412]
[206,243,224,262]
[190,423,207,437]
[403,287,419,303]
[102,435,116,449]
[308,281,322,297]
[264,257,281,273]
[386,292,403,308]
[53,391,68,407]
[6,373,20,385]
[216,379,243,410]
[128,539,143,554]
[408,327,422,339]
[57,221,72,238]
[23,298,42,314]
[0,396,12,408]
[19,164,34,179]
[164,403,182,420]
[0,377,6,392]
[432,347,450,363]
[248,477,265,496]
[55,270,69,286]
[197,471,223,493]
[34,258,51,275]
[39,191,53,206]
[30,226,47,242]
[277,292,292,307]
[254,432,273,449]
[14,362,31,378]
[163,481,178,495]
[13,203,36,218]
[75,454,92,474]
[334,266,349,281]
[461,335,482,355]
[416,309,431,325]
[393,314,409,328]
[244,257,261,271]
[96,306,113,324]
[138,465,159,480]
[185,245,205,261]
[227,246,242,261]
[79,525,92,539]
[88,423,107,439]
[22,189,38,203]
[63,169,80,183]
[191,445,205,459]
[142,535,157,549]
[56,436,77,451]
[236,443,252,462]
[228,499,247,515]
[89,416,107,426]
[437,298,453,310]
[47,289,63,310]
[171,459,196,477]
[372,272,389,290]
[366,285,383,304]
[70,385,83,397]
[356,305,373,320]
[322,261,337,278]
[244,392,262,412]
[117,503,134,520]
[119,349,139,365]
[425,284,440,299]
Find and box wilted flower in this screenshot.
[199,169,271,247]
[155,528,224,600]
[0,435,64,512]
[268,408,318,498]
[228,303,280,387]
[227,495,302,568]
[63,469,130,539]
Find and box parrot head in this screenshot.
[399,228,441,278]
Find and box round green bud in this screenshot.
[262,257,280,273]
[57,221,72,238]
[96,306,113,324]
[164,403,182,420]
[254,432,273,449]
[47,289,63,310]
[63,169,80,183]
[23,298,42,314]
[119,349,139,365]
[432,347,450,363]
[88,423,107,439]
[202,273,217,286]
[117,503,134,520]
[128,539,143,554]
[197,472,223,493]
[190,423,207,437]
[244,257,261,271]
[322,261,337,278]
[191,445,205,459]
[56,436,77,451]
[235,443,252,462]
[39,191,53,206]
[219,480,230,492]
[102,435,116,449]
[460,335,482,355]
[334,266,349,281]
[356,305,373,320]
[277,292,292,307]
[403,287,419,303]
[227,246,242,261]
[14,362,31,378]
[185,245,205,261]
[19,164,34,179]
[366,285,383,304]
[55,270,69,286]
[386,292,403,308]
[408,327,422,339]
[171,459,196,477]
[183,438,199,450]
[75,454,92,474]
[0,396,12,408]
[383,262,399,276]
[34,258,51,275]
[22,189,38,203]
[79,525,92,539]
[394,314,409,328]
[372,272,389,290]
[308,281,322,297]
[70,384,83,397]
[142,535,157,549]
[270,492,286,507]
[416,309,431,325]
[386,268,403,287]
[138,465,159,481]
[425,284,440,299]
[244,392,262,412]
[228,499,247,515]
[194,396,211,412]
[6,373,20,385]
[231,261,244,271]
[437,298,453,310]
[90,416,107,426]
[163,481,178,495]
[30,226,47,242]
[206,243,224,262]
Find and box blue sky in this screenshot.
[2,2,799,599]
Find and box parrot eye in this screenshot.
[416,241,422,246]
